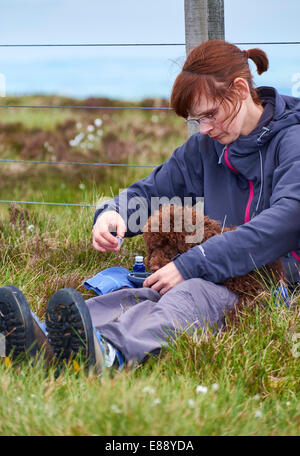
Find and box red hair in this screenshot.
[170,40,269,120]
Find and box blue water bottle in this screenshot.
[133,255,146,273]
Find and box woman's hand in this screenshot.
[92,210,126,252]
[143,261,184,295]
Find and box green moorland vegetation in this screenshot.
[0,95,299,436]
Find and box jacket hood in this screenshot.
[257,86,300,138]
[214,86,300,158]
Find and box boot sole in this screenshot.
[45,288,96,366]
[0,285,38,358]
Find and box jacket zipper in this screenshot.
[292,251,300,261]
[224,146,254,224]
[223,139,298,261]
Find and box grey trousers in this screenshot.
[85,278,238,364]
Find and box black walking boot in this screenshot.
[45,288,104,374]
[0,285,53,360]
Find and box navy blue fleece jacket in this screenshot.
[94,87,300,284]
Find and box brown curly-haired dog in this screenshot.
[142,205,286,322]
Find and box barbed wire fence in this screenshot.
[0,0,299,248]
[1,39,299,208]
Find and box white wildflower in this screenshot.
[16,397,22,402]
[97,129,103,136]
[88,134,95,141]
[79,183,85,190]
[211,383,219,392]
[151,115,159,123]
[27,225,34,232]
[75,132,85,143]
[253,394,260,401]
[44,141,53,152]
[188,399,196,408]
[196,385,208,395]
[69,133,85,148]
[76,122,82,129]
[111,404,121,414]
[254,409,263,418]
[142,386,155,395]
[94,118,102,127]
[87,124,95,132]
[50,155,56,162]
[152,398,161,406]
[286,401,291,406]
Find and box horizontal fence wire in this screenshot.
[0,43,185,47]
[1,244,59,249]
[1,41,300,46]
[0,200,96,207]
[0,105,172,110]
[1,39,299,217]
[0,159,157,168]
[234,41,300,45]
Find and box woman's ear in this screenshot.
[232,77,249,101]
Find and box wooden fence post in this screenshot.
[184,0,225,136]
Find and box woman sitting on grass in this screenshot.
[1,40,299,373]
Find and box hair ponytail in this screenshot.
[171,40,270,118]
[245,48,269,75]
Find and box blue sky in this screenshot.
[0,0,299,99]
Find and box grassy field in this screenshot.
[0,96,299,436]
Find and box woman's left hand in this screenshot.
[143,261,184,295]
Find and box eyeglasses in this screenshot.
[186,82,233,127]
[186,99,223,127]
